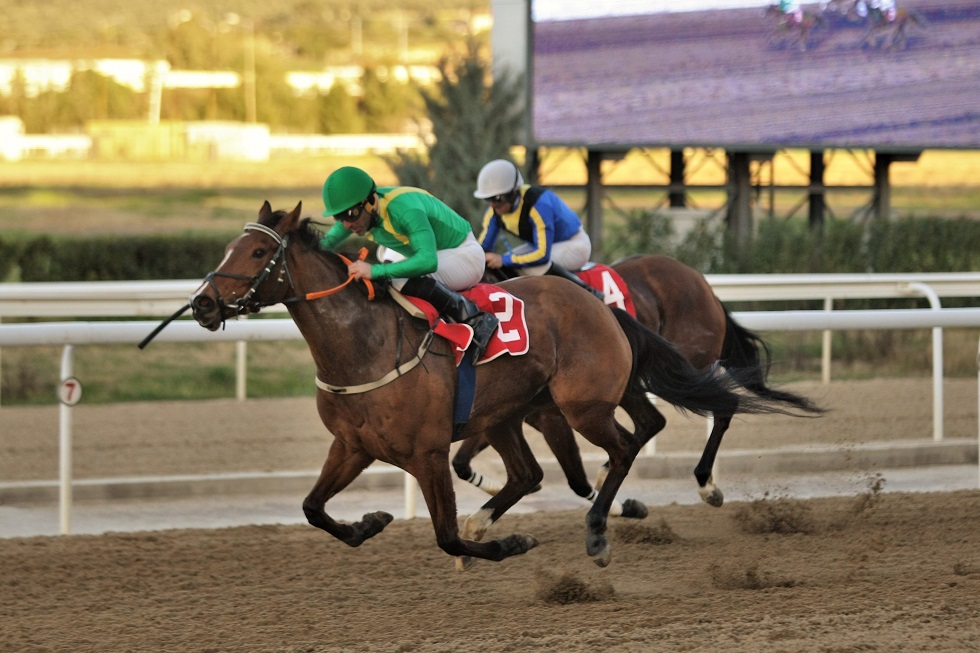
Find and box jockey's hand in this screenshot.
[348,260,373,280]
[485,252,504,269]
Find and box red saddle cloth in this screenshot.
[402,283,529,366]
[576,263,637,317]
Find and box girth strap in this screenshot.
[315,330,434,394]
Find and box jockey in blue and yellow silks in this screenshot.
[474,159,603,300]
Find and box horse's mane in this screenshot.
[295,217,327,250]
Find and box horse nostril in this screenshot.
[191,295,214,311]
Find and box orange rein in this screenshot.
[305,247,376,301]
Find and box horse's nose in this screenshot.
[190,293,214,312]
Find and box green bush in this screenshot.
[7,234,229,282]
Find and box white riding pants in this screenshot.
[379,232,486,291]
[514,228,592,276]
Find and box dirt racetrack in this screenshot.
[2,491,979,652]
[2,378,980,651]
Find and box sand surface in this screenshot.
[2,378,979,651]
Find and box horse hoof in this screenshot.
[360,511,394,535]
[698,485,724,508]
[620,498,649,519]
[504,534,539,556]
[455,555,475,572]
[529,483,542,494]
[590,541,612,568]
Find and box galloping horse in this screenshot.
[456,254,822,509]
[188,202,783,568]
[861,7,926,50]
[764,3,827,51]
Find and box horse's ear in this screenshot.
[259,200,272,219]
[292,201,302,216]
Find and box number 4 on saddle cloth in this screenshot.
[576,263,636,317]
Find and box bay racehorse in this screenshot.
[456,255,822,510]
[188,202,786,568]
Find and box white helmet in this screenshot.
[474,159,524,199]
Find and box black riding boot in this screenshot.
[400,276,500,364]
[545,263,605,300]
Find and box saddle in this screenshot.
[391,283,529,366]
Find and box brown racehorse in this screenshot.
[764,3,827,51]
[456,254,822,510]
[188,203,785,568]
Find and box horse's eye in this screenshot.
[252,248,266,259]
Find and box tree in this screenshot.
[386,40,525,228]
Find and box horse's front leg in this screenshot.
[302,437,393,547]
[408,447,538,565]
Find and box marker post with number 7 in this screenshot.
[57,346,81,534]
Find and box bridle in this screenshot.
[139,221,372,349]
[202,221,376,316]
[199,222,295,316]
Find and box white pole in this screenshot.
[706,413,717,483]
[236,341,247,401]
[404,472,417,519]
[903,283,944,441]
[822,297,833,384]
[643,393,657,456]
[59,345,74,535]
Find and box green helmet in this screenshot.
[322,166,375,217]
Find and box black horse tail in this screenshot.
[720,307,824,415]
[611,308,797,418]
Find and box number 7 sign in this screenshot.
[57,377,83,406]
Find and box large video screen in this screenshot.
[530,0,980,150]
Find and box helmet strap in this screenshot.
[364,191,379,230]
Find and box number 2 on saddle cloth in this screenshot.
[399,283,530,367]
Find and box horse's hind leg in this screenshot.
[694,412,732,507]
[302,438,393,546]
[457,418,545,571]
[531,408,635,518]
[595,401,666,518]
[561,402,642,567]
[530,409,596,495]
[451,433,507,496]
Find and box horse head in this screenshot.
[190,200,320,331]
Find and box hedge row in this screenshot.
[1,234,230,282]
[2,214,979,284]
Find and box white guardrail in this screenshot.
[2,274,980,533]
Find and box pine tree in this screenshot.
[386,40,525,229]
